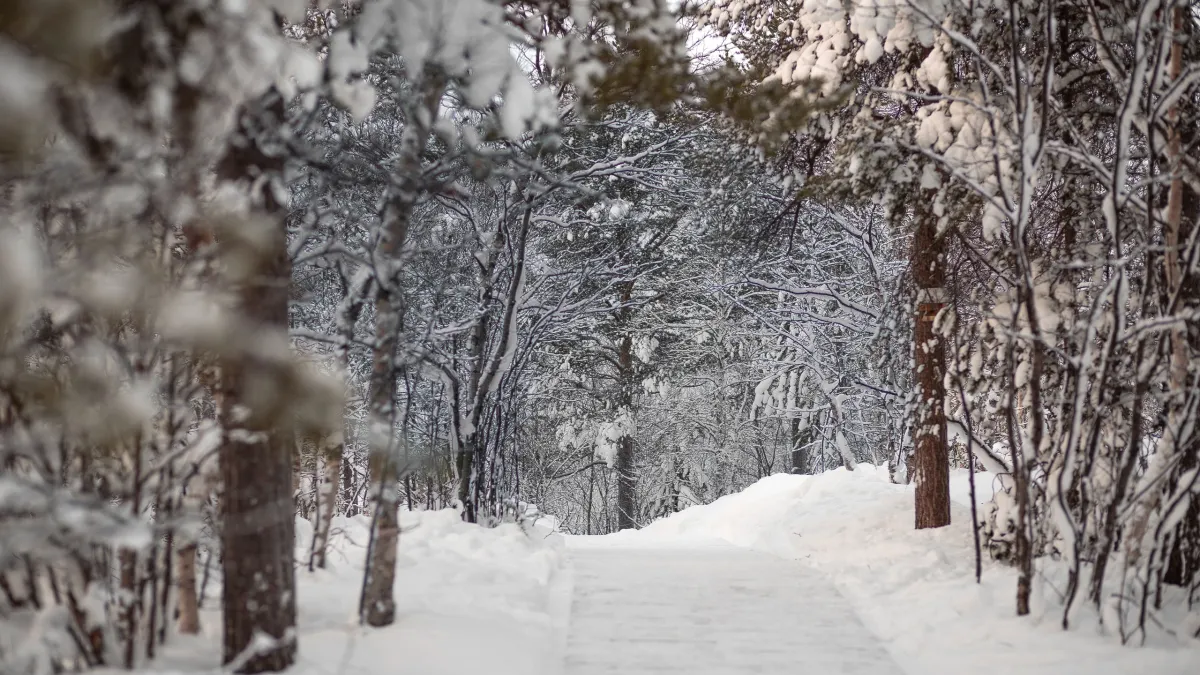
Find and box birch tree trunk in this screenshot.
[359,195,409,626]
[313,269,369,570]
[309,434,342,571]
[360,74,447,627]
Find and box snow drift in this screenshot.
[115,509,567,675]
[598,464,1200,675]
[291,510,568,675]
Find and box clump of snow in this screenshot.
[633,335,658,363]
[605,464,1200,675]
[155,290,231,350]
[0,224,44,328]
[594,409,635,468]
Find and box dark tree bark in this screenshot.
[790,416,813,475]
[456,231,499,523]
[455,201,532,523]
[912,194,951,530]
[219,240,297,673]
[216,96,297,674]
[615,282,637,531]
[341,447,357,517]
[1163,41,1200,587]
[175,543,200,635]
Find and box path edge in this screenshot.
[544,544,576,675]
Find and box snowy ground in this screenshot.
[114,466,1199,675]
[565,541,902,675]
[594,464,1200,675]
[123,509,568,675]
[291,511,567,675]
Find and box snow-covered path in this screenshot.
[563,539,904,675]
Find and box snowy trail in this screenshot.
[563,539,904,675]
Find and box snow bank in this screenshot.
[131,509,567,675]
[607,464,1200,675]
[293,510,567,675]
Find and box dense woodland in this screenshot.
[0,0,1198,672]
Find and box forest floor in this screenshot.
[121,467,1200,675]
[123,509,568,675]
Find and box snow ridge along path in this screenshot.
[564,538,903,675]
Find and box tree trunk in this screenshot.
[310,434,342,570]
[1163,481,1200,587]
[789,416,810,475]
[455,204,530,523]
[359,72,446,625]
[1162,12,1199,587]
[294,433,312,519]
[615,279,637,530]
[216,96,297,674]
[218,238,297,673]
[912,193,951,529]
[119,548,138,668]
[361,464,399,626]
[361,283,401,627]
[456,292,491,523]
[341,451,356,517]
[615,431,636,530]
[317,266,368,565]
[456,225,506,522]
[179,379,220,636]
[456,435,477,522]
[176,544,200,634]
